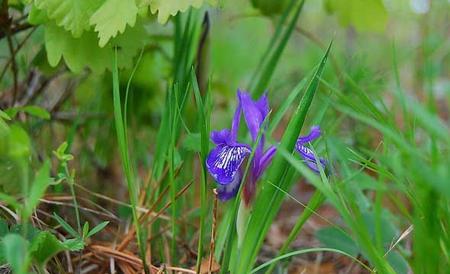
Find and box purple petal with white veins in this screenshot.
[216,170,242,201]
[206,143,251,185]
[296,144,326,173]
[296,144,317,161]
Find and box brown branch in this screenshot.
[0,23,33,40]
[6,30,18,105]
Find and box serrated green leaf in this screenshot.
[28,4,48,25]
[35,0,103,37]
[86,221,109,238]
[90,0,138,47]
[29,231,67,268]
[324,0,387,32]
[1,234,30,274]
[149,0,217,24]
[45,22,145,73]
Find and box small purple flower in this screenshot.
[296,126,327,173]
[206,90,326,203]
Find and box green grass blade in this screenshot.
[236,40,332,273]
[251,0,306,97]
[191,69,211,272]
[112,49,147,273]
[252,247,373,273]
[264,190,325,274]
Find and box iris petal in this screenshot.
[296,126,327,173]
[216,170,242,201]
[297,126,321,144]
[206,143,251,185]
[296,144,326,173]
[238,90,269,141]
[210,129,231,145]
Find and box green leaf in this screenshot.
[44,22,146,73]
[1,234,30,274]
[182,132,201,152]
[82,222,89,238]
[324,0,388,32]
[21,106,51,120]
[387,251,409,274]
[25,160,51,219]
[251,0,290,16]
[4,106,50,120]
[28,3,48,25]
[315,227,360,257]
[0,125,30,194]
[35,0,103,37]
[89,0,138,47]
[53,213,79,238]
[0,109,11,121]
[29,231,67,268]
[7,124,30,159]
[235,41,332,273]
[62,238,84,251]
[9,224,40,242]
[86,221,109,238]
[149,0,217,24]
[0,220,8,238]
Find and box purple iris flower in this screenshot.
[296,126,327,173]
[206,90,326,203]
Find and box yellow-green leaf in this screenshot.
[35,0,104,37]
[89,0,138,47]
[324,0,388,32]
[149,0,217,24]
[45,22,146,73]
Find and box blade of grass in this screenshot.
[112,49,148,273]
[251,0,306,97]
[247,0,297,90]
[264,190,325,274]
[235,40,332,274]
[252,247,373,273]
[191,69,211,272]
[219,113,272,274]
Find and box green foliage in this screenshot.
[28,231,67,269]
[35,0,103,37]
[5,105,50,120]
[0,224,78,273]
[0,124,30,194]
[251,0,290,16]
[44,22,146,73]
[324,0,388,32]
[23,160,52,220]
[90,0,138,47]
[149,0,217,24]
[315,227,359,257]
[1,234,30,274]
